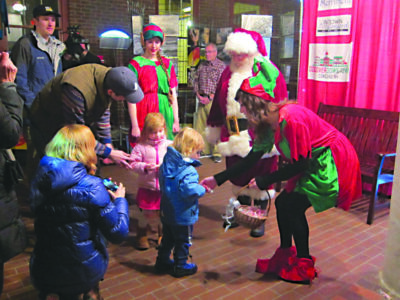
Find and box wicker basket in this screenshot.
[233,187,271,229]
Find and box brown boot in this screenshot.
[136,226,149,250]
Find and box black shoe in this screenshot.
[223,217,239,229]
[172,263,198,278]
[212,155,222,163]
[155,258,174,274]
[250,223,265,238]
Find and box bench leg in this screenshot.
[367,186,379,225]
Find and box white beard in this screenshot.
[226,71,251,117]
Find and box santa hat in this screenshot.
[142,23,164,43]
[239,56,282,102]
[224,28,267,56]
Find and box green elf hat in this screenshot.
[240,56,281,102]
[142,23,164,43]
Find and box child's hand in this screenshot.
[201,183,214,193]
[145,163,159,173]
[107,183,126,200]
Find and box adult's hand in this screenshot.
[131,126,140,140]
[109,149,134,168]
[173,120,180,133]
[197,94,210,105]
[107,182,126,200]
[200,176,217,191]
[0,52,18,83]
[248,178,258,189]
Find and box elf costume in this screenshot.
[239,56,362,283]
[128,23,178,140]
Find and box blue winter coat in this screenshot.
[29,156,129,294]
[159,147,206,226]
[11,32,65,109]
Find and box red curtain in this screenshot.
[298,0,400,112]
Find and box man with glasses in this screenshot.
[193,43,225,163]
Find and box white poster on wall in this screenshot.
[316,15,351,36]
[241,14,273,37]
[308,43,352,82]
[149,15,179,36]
[318,0,352,11]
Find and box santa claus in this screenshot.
[205,28,288,237]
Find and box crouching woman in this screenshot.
[29,124,129,300]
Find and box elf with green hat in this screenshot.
[128,23,179,143]
[127,23,180,251]
[203,55,362,284]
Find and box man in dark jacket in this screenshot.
[30,64,144,167]
[11,4,65,110]
[11,4,66,182]
[0,52,26,296]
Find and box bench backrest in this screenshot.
[317,103,399,168]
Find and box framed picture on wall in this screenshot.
[241,15,273,37]
[149,15,179,36]
[216,27,232,45]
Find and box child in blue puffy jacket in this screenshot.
[29,124,129,299]
[155,127,211,278]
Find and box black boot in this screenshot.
[250,199,267,238]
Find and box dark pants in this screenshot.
[157,223,193,266]
[275,190,312,258]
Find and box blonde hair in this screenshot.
[45,124,98,175]
[139,113,166,143]
[172,127,204,157]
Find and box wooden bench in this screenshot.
[317,103,399,224]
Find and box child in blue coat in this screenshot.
[155,127,210,277]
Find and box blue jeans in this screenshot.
[157,223,193,266]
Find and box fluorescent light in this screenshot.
[12,2,26,12]
[99,30,130,39]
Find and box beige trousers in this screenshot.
[193,99,220,156]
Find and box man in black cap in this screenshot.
[29,64,144,167]
[11,4,65,110]
[11,4,65,180]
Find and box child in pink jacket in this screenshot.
[130,113,172,250]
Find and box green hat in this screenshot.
[240,56,281,102]
[142,23,164,43]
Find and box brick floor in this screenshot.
[1,157,393,300]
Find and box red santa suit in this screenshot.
[206,29,288,200]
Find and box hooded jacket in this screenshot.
[29,156,129,294]
[159,147,206,226]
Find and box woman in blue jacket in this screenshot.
[29,124,129,300]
